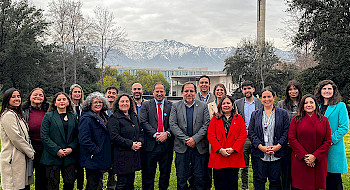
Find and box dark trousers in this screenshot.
[252,156,282,190]
[45,164,75,190]
[142,143,173,190]
[175,148,209,190]
[281,146,292,190]
[86,169,104,190]
[107,169,117,190]
[116,172,135,190]
[75,164,85,190]
[326,172,343,190]
[33,150,47,190]
[213,168,239,190]
[241,138,251,190]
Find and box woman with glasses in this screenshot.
[78,92,111,190]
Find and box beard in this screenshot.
[244,92,252,98]
[133,93,142,100]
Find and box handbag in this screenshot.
[27,156,34,177]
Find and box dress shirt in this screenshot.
[244,99,256,131]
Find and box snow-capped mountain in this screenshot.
[105,39,294,71]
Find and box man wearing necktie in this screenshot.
[140,82,174,190]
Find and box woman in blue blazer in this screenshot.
[315,80,349,190]
[248,87,290,190]
[40,92,78,190]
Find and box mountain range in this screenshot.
[105,39,295,71]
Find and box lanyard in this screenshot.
[263,107,275,133]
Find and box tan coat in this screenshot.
[208,101,218,120]
[0,109,35,190]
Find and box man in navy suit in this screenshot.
[140,82,174,190]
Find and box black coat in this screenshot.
[107,111,144,174]
[78,111,111,170]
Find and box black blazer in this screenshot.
[107,111,144,174]
[140,99,174,152]
[248,107,290,158]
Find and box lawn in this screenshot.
[1,133,350,189]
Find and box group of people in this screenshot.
[0,75,348,190]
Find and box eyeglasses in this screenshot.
[184,90,195,93]
[133,88,141,90]
[243,87,252,90]
[92,101,103,104]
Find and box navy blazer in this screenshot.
[248,106,290,158]
[140,99,174,152]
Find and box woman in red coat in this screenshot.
[208,95,247,190]
[288,94,332,190]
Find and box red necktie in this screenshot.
[157,102,163,132]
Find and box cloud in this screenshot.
[29,0,290,49]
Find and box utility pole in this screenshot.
[257,0,266,88]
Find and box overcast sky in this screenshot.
[30,0,291,50]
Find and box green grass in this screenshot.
[1,133,350,189]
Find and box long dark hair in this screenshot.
[22,87,50,111]
[0,88,24,118]
[112,94,136,115]
[214,95,238,119]
[283,80,302,111]
[294,94,323,122]
[48,92,74,113]
[213,83,227,98]
[314,80,342,106]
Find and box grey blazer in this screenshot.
[169,100,210,154]
[235,97,263,123]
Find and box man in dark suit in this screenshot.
[140,82,174,190]
[170,82,210,190]
[234,80,263,190]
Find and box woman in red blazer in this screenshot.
[208,95,247,190]
[288,94,332,190]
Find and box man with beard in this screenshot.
[131,83,145,120]
[170,82,210,190]
[195,75,215,104]
[105,86,118,117]
[140,82,174,190]
[234,81,263,190]
[104,86,118,190]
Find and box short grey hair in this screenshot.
[82,92,109,112]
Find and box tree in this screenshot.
[0,0,49,93]
[92,6,127,92]
[287,0,350,102]
[224,39,280,93]
[47,0,91,90]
